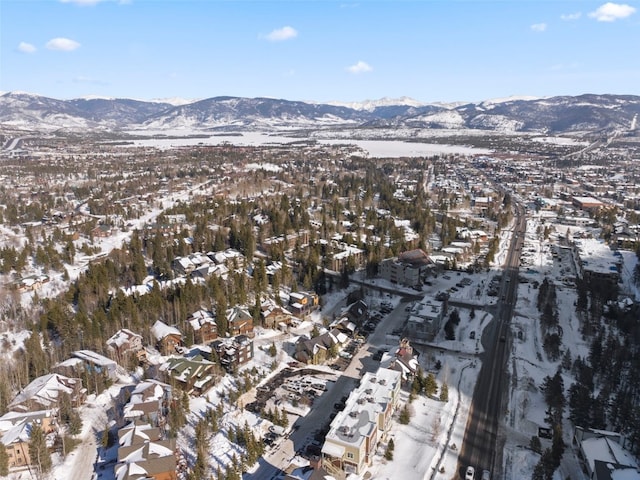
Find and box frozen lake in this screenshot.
[123,131,491,158]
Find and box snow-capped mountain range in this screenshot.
[1,91,639,134]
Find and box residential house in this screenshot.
[330,244,365,272]
[405,297,445,342]
[262,229,310,254]
[288,291,319,318]
[1,422,39,470]
[8,373,84,413]
[122,380,172,426]
[187,309,218,344]
[171,256,196,276]
[340,299,368,328]
[74,349,118,377]
[190,262,229,281]
[294,329,347,365]
[159,355,217,395]
[332,317,357,338]
[53,350,118,383]
[210,335,254,372]
[91,224,113,238]
[576,428,639,480]
[151,320,183,356]
[208,248,245,269]
[107,329,145,364]
[115,420,177,480]
[227,306,254,338]
[0,410,57,469]
[380,338,420,383]
[260,300,294,330]
[322,367,402,477]
[16,274,50,292]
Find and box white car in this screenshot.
[465,466,475,480]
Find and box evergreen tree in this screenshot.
[425,373,438,397]
[29,423,52,475]
[0,442,8,477]
[411,369,424,396]
[568,382,592,427]
[58,392,82,435]
[0,368,12,415]
[399,404,411,424]
[439,382,449,402]
[384,440,394,460]
[24,331,48,381]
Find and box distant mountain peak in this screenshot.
[150,97,199,106]
[1,92,638,135]
[480,95,543,107]
[322,96,427,111]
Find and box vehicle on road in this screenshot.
[481,470,490,480]
[465,466,475,480]
[269,425,286,436]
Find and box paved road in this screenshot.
[457,203,527,479]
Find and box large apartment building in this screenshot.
[321,367,402,476]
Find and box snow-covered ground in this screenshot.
[122,132,491,158]
[3,205,637,480]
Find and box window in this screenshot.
[346,452,354,459]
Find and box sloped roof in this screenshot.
[9,373,80,411]
[151,320,181,341]
[0,420,32,446]
[582,437,638,474]
[107,329,142,349]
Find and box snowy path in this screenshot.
[69,432,98,480]
[51,396,110,480]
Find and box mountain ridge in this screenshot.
[1,91,639,135]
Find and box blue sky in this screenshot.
[1,0,639,103]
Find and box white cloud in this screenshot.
[346,61,373,74]
[588,2,636,21]
[530,23,547,32]
[46,37,81,51]
[17,42,36,54]
[265,26,298,42]
[560,12,582,21]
